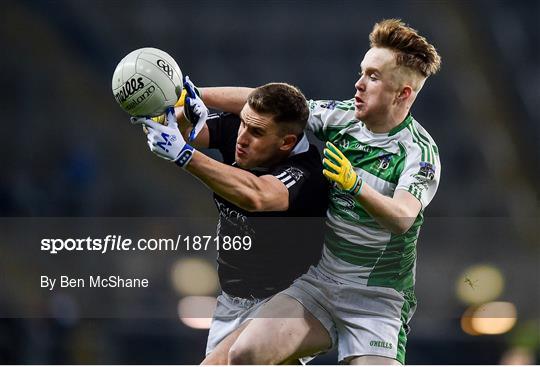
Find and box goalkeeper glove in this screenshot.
[131,107,195,168]
[183,76,208,142]
[323,141,363,195]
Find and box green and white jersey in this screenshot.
[308,99,441,291]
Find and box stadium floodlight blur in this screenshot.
[456,263,505,304]
[461,302,517,336]
[170,257,219,296]
[178,296,217,329]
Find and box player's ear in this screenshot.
[280,134,298,152]
[397,85,413,103]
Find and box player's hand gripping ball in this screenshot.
[183,76,208,141]
[131,108,195,168]
[112,48,183,117]
[149,76,205,142]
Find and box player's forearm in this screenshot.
[186,151,283,212]
[200,87,253,115]
[356,184,416,234]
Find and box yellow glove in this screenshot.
[323,141,363,195]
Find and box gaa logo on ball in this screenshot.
[156,59,174,79]
[112,48,183,117]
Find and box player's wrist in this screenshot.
[348,176,364,196]
[174,144,195,168]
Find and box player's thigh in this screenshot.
[201,321,250,365]
[229,294,331,364]
[347,355,401,365]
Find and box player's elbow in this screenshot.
[386,201,420,234]
[240,197,263,212]
[236,191,265,212]
[390,224,409,235]
[239,192,287,212]
[388,218,415,235]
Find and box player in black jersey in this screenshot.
[132,81,328,364]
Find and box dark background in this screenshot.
[0,0,538,364]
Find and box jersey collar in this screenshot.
[289,133,309,157]
[388,113,413,136]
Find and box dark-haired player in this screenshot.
[132,81,327,364]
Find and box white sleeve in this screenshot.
[395,145,441,209]
[306,99,356,141]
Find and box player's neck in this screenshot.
[365,109,409,134]
[258,151,290,170]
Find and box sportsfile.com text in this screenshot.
[40,235,252,254]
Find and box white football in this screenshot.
[112,47,182,117]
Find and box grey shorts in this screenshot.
[206,291,269,355]
[281,265,414,364]
[206,291,317,365]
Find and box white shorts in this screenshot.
[205,291,269,355]
[281,265,415,364]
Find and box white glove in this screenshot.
[183,76,208,142]
[131,107,195,168]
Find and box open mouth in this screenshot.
[236,146,247,157]
[354,96,365,108]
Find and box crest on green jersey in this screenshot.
[416,161,436,180]
[377,154,392,170]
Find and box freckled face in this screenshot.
[354,47,400,124]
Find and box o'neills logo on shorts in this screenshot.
[369,340,393,349]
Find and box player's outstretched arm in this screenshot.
[186,152,289,212]
[174,77,252,115]
[200,87,254,115]
[133,109,288,212]
[323,142,421,234]
[167,80,251,147]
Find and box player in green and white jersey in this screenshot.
[308,97,440,293]
[198,18,442,365]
